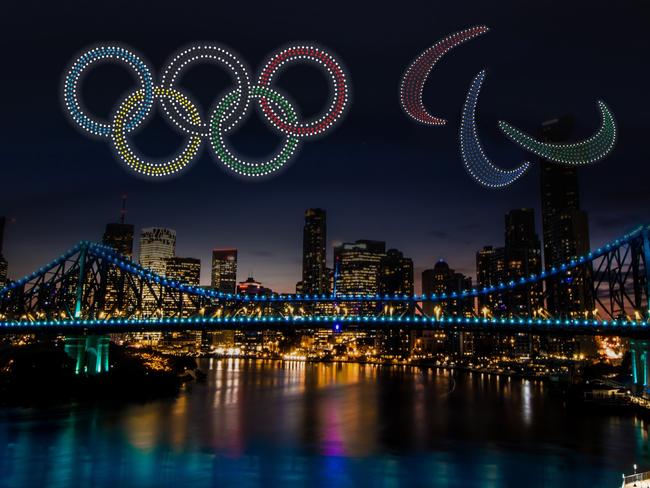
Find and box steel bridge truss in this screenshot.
[0,225,648,331]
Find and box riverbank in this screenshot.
[0,342,202,407]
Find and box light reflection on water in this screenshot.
[0,359,649,487]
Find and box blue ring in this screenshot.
[63,46,155,137]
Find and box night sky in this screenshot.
[1,0,649,292]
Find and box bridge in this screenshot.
[0,224,648,335]
[1,224,649,377]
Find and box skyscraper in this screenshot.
[380,249,414,297]
[378,248,414,357]
[420,260,473,357]
[0,216,5,254]
[301,208,328,294]
[334,240,386,296]
[476,245,506,314]
[504,209,543,316]
[163,257,201,317]
[0,217,7,288]
[139,228,176,276]
[211,249,238,294]
[165,257,201,285]
[422,260,472,317]
[539,117,593,316]
[103,224,134,258]
[102,196,134,258]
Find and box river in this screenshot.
[0,359,648,487]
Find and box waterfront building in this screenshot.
[139,227,176,276]
[103,223,134,258]
[539,117,593,316]
[334,240,385,296]
[211,249,237,294]
[378,248,414,357]
[0,216,7,288]
[476,245,506,314]
[139,227,176,314]
[237,276,272,296]
[301,208,328,294]
[504,209,543,316]
[420,260,473,357]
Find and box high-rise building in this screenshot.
[163,257,201,317]
[103,224,134,258]
[421,260,472,317]
[476,245,506,314]
[0,217,7,288]
[334,240,386,296]
[139,228,176,276]
[539,117,593,316]
[378,248,414,357]
[165,257,201,285]
[420,260,473,357]
[0,216,5,254]
[301,209,328,294]
[504,209,543,316]
[100,198,135,314]
[102,196,134,258]
[211,249,237,294]
[380,249,414,297]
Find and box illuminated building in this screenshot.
[476,245,506,313]
[300,208,328,294]
[540,117,593,317]
[102,196,134,258]
[102,199,135,313]
[334,240,385,295]
[139,227,176,276]
[420,260,473,357]
[378,249,414,357]
[0,216,6,288]
[504,209,543,316]
[165,257,201,285]
[422,260,472,317]
[139,227,176,314]
[0,257,6,289]
[237,276,272,296]
[235,276,274,354]
[334,240,385,316]
[103,223,134,258]
[211,248,237,294]
[380,249,414,298]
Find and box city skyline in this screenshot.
[1,0,648,297]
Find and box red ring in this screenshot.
[257,47,348,137]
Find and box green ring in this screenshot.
[209,85,300,177]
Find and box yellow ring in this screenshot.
[112,87,202,177]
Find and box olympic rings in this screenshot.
[257,46,349,137]
[112,87,203,178]
[159,44,252,137]
[63,45,155,137]
[62,43,350,180]
[210,86,300,177]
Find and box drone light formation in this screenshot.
[400,25,489,126]
[498,100,617,165]
[459,70,530,188]
[62,43,350,180]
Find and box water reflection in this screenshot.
[0,359,648,487]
